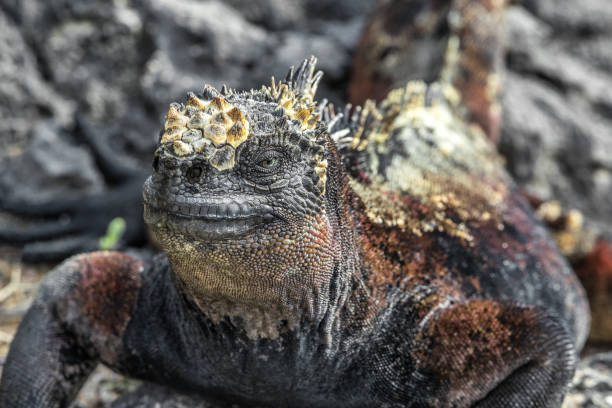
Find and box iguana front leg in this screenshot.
[420,300,575,407]
[0,252,143,407]
[375,299,576,407]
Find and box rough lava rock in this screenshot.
[500,0,612,241]
[0,123,104,202]
[563,351,612,408]
[0,8,73,162]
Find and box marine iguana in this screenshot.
[0,0,589,406]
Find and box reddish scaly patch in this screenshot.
[358,214,461,317]
[419,300,541,406]
[74,251,143,337]
[574,238,612,342]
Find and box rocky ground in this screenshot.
[0,0,611,406]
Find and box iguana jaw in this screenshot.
[144,205,272,240]
[143,178,278,240]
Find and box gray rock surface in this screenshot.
[0,8,73,162]
[563,351,612,407]
[500,1,612,240]
[0,123,104,201]
[110,385,213,408]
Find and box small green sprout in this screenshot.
[99,217,126,250]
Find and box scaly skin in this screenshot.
[0,0,589,406]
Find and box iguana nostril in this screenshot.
[187,165,203,181]
[152,156,160,172]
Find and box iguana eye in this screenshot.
[254,150,284,173]
[258,158,278,169]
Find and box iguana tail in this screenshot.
[440,0,507,143]
[349,0,508,143]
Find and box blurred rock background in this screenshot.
[0,0,372,199]
[0,0,611,406]
[501,0,612,242]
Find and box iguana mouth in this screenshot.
[142,178,277,239]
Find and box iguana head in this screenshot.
[143,58,344,319]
